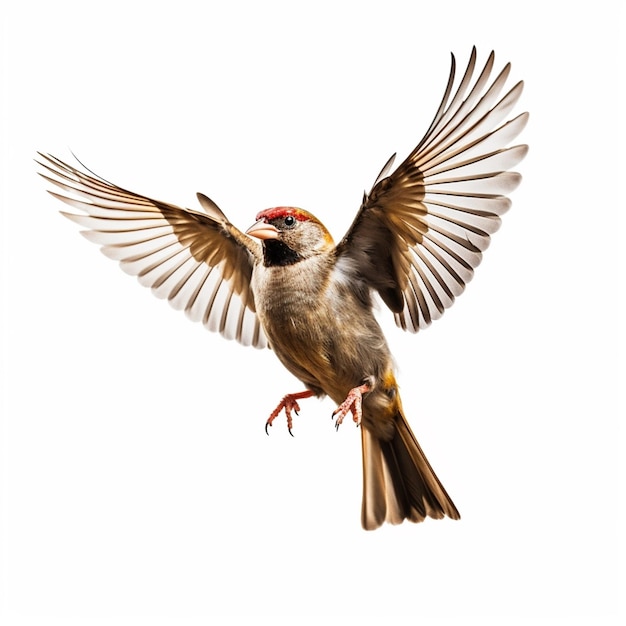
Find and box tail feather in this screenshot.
[361,409,460,530]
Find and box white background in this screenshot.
[2,1,623,624]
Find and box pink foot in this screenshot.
[266,390,315,436]
[332,383,371,430]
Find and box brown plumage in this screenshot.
[38,48,527,529]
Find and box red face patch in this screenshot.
[255,207,311,222]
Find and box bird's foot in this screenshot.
[332,383,371,431]
[265,390,315,436]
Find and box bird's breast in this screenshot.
[250,257,393,402]
[252,257,333,354]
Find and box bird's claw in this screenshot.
[265,390,315,436]
[332,383,370,431]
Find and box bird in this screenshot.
[38,47,528,530]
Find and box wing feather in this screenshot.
[336,48,528,332]
[39,153,268,348]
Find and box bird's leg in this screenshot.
[332,383,371,431]
[265,390,315,436]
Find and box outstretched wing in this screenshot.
[38,153,268,348]
[336,48,528,332]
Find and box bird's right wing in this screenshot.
[38,153,268,348]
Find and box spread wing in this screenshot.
[38,153,268,348]
[336,48,529,332]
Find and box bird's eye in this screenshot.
[284,215,296,227]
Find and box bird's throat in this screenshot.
[262,240,302,267]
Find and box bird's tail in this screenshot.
[360,407,460,530]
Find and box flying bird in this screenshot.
[38,48,528,530]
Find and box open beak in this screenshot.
[246,220,279,240]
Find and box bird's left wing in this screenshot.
[335,48,528,332]
[38,153,268,348]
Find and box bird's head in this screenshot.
[246,207,334,266]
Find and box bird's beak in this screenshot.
[246,220,279,240]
